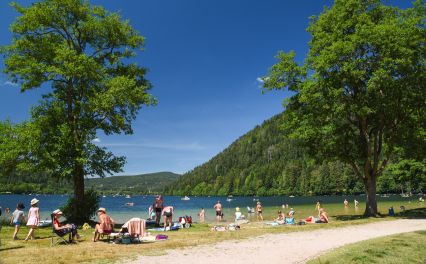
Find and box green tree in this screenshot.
[263,0,425,216]
[2,0,154,223]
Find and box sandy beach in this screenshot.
[128,219,426,264]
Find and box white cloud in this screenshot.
[92,138,101,143]
[2,81,19,87]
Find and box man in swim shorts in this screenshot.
[214,201,222,221]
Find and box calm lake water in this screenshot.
[0,194,418,223]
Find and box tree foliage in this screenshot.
[262,0,425,215]
[1,0,154,223]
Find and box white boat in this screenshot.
[181,196,190,201]
[125,202,134,206]
[226,198,233,202]
[125,195,132,199]
[289,195,295,198]
[38,220,52,227]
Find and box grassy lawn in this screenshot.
[308,230,426,264]
[0,204,424,264]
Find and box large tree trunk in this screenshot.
[363,174,378,216]
[73,162,85,214]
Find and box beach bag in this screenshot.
[285,218,295,225]
[121,234,132,244]
[156,234,168,240]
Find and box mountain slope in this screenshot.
[85,171,180,194]
[165,112,363,196]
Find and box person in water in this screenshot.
[198,207,205,223]
[214,201,222,221]
[256,201,263,221]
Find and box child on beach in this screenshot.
[198,208,205,223]
[25,198,40,241]
[11,202,25,240]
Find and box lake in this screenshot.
[0,194,418,223]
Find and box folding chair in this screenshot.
[50,214,71,246]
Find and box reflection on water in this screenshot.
[0,194,419,223]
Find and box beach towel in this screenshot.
[264,221,279,226]
[122,218,146,237]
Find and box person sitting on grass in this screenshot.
[52,209,81,241]
[315,208,329,223]
[11,202,25,240]
[234,207,245,221]
[94,207,114,242]
[276,210,285,224]
[162,206,174,231]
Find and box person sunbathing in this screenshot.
[316,208,329,223]
[52,209,80,241]
[94,207,114,242]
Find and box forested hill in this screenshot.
[85,172,181,195]
[165,113,398,196]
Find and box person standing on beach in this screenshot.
[25,198,40,241]
[344,199,349,208]
[354,199,359,208]
[11,203,25,240]
[153,195,164,227]
[162,206,174,230]
[256,201,263,221]
[214,201,222,221]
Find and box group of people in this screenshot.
[9,198,40,241]
[211,200,265,222]
[148,195,174,230]
[4,197,118,243]
[344,199,359,208]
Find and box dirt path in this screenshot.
[128,219,426,264]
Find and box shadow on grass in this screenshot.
[334,207,426,221]
[0,245,24,252]
[334,215,372,221]
[397,207,426,219]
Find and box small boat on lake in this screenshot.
[226,198,233,202]
[125,195,132,199]
[289,195,295,198]
[125,202,134,206]
[38,219,52,227]
[181,196,190,201]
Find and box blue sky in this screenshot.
[0,0,410,175]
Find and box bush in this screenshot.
[61,189,100,226]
